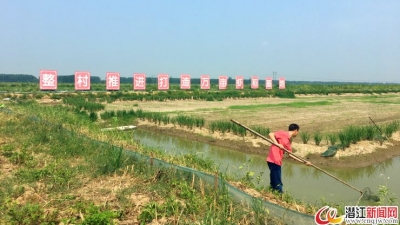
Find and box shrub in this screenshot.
[300,131,310,144]
[384,121,399,138]
[364,125,376,140]
[313,131,323,146]
[6,203,59,224]
[338,132,350,150]
[326,133,338,146]
[89,112,98,122]
[250,125,270,138]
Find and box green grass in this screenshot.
[250,125,271,138]
[1,102,302,224]
[348,95,400,104]
[228,101,333,110]
[300,131,311,144]
[209,120,247,136]
[326,133,338,146]
[313,131,323,146]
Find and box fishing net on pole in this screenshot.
[358,187,380,204]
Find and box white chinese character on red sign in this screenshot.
[266,77,273,90]
[251,76,259,89]
[42,74,55,86]
[236,76,244,89]
[219,76,228,90]
[279,77,286,89]
[75,71,90,90]
[200,75,210,90]
[180,74,191,89]
[40,70,58,90]
[134,73,146,90]
[106,72,120,90]
[158,74,169,90]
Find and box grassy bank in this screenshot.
[0,103,298,224]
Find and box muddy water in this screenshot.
[133,129,400,205]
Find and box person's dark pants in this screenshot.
[267,162,283,193]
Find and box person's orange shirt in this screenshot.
[266,130,292,166]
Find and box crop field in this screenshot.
[106,93,400,140]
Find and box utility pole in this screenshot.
[272,71,277,81]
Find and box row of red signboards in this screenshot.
[39,70,286,91]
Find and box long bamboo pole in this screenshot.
[369,117,385,137]
[230,119,363,195]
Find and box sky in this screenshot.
[1,0,399,83]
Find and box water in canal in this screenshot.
[133,129,400,206]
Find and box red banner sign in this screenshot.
[106,72,120,90]
[219,76,228,90]
[75,71,90,90]
[251,76,259,89]
[180,74,191,89]
[40,70,58,90]
[133,73,146,90]
[158,74,169,90]
[266,77,273,90]
[279,77,286,89]
[200,75,210,90]
[236,76,244,89]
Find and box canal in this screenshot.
[133,129,400,206]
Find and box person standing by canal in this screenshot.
[267,124,311,193]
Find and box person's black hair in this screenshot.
[288,123,300,131]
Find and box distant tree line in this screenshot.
[0,74,102,83]
[0,73,394,85]
[56,75,102,83]
[0,74,38,82]
[0,74,237,84]
[0,74,316,85]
